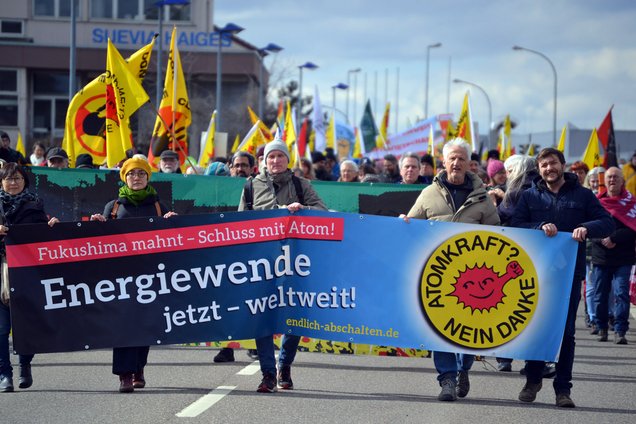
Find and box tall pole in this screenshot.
[446,56,451,113]
[453,78,493,148]
[425,42,442,119]
[216,36,223,132]
[352,71,359,127]
[395,66,399,133]
[258,52,266,118]
[68,0,76,102]
[513,45,557,145]
[156,6,163,107]
[345,68,360,124]
[298,66,304,132]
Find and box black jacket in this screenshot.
[590,215,636,267]
[511,172,614,279]
[103,195,169,220]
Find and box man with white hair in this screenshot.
[403,138,500,401]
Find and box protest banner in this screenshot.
[7,210,577,361]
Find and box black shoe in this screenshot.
[584,314,591,328]
[133,368,146,389]
[0,375,14,393]
[246,349,259,360]
[277,364,294,390]
[257,373,277,393]
[598,329,608,342]
[543,362,556,379]
[119,373,134,393]
[456,370,470,398]
[18,364,32,389]
[614,333,628,345]
[214,348,235,363]
[497,361,512,372]
[590,325,599,335]
[438,378,457,401]
[556,393,576,408]
[519,381,542,402]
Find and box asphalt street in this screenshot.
[1,302,634,424]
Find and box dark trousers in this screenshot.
[112,346,149,375]
[525,277,581,395]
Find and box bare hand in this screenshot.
[572,227,588,242]
[601,237,616,248]
[541,223,558,237]
[399,214,410,223]
[285,202,304,213]
[163,211,178,219]
[90,214,106,222]
[48,217,60,227]
[0,225,7,236]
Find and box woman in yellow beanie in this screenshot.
[89,157,176,392]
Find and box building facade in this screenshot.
[0,0,266,159]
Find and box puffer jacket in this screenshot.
[407,170,500,225]
[239,169,327,212]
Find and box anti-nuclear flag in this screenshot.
[105,40,149,167]
[16,130,26,158]
[149,26,191,169]
[556,125,567,153]
[376,102,390,149]
[247,106,274,142]
[456,92,475,149]
[198,110,216,167]
[325,112,336,150]
[598,106,617,169]
[360,100,379,153]
[502,114,512,160]
[581,128,602,170]
[235,120,267,156]
[63,36,156,167]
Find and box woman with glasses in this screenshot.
[90,157,176,393]
[0,163,58,393]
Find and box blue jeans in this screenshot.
[433,351,474,384]
[592,264,631,335]
[0,302,34,379]
[525,277,581,394]
[585,263,596,322]
[255,334,300,376]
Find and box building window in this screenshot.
[34,0,80,18]
[0,20,24,36]
[90,0,190,21]
[0,69,18,127]
[90,0,113,18]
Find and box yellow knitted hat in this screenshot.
[119,157,152,182]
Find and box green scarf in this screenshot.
[118,184,157,206]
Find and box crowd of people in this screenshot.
[0,129,633,409]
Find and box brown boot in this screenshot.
[119,373,134,393]
[133,369,146,389]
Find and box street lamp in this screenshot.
[215,22,244,133]
[346,68,361,124]
[513,45,557,145]
[257,43,283,118]
[332,83,349,117]
[155,0,190,107]
[297,62,318,133]
[453,78,493,148]
[425,42,442,119]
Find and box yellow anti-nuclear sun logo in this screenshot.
[420,231,539,349]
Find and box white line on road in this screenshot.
[236,362,260,375]
[176,385,237,418]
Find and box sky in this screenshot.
[215,0,636,139]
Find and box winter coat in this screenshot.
[406,170,500,225]
[103,195,169,219]
[511,172,614,279]
[590,215,636,267]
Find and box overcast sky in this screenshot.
[215,0,636,138]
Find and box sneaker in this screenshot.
[246,349,259,360]
[598,329,608,342]
[497,361,512,372]
[456,371,470,398]
[556,393,576,408]
[133,368,146,389]
[18,364,33,389]
[213,348,235,363]
[277,364,293,390]
[0,375,14,393]
[543,362,557,379]
[518,381,542,402]
[438,379,457,401]
[614,333,628,345]
[257,373,277,393]
[119,373,134,393]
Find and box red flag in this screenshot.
[297,117,309,157]
[598,106,617,168]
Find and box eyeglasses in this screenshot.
[126,171,148,178]
[3,176,24,183]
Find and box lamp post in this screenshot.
[155,0,190,107]
[513,45,557,145]
[257,43,283,118]
[297,62,318,133]
[331,83,349,117]
[453,78,493,148]
[424,42,442,118]
[215,22,244,133]
[346,68,361,124]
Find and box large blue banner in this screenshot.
[6,210,577,361]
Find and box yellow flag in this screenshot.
[428,124,436,175]
[581,128,601,170]
[149,26,191,169]
[353,127,362,158]
[247,106,273,142]
[231,133,240,154]
[503,114,512,160]
[284,100,296,149]
[325,112,335,150]
[247,105,259,125]
[63,36,156,166]
[456,92,474,147]
[236,121,267,156]
[556,125,567,152]
[105,39,149,167]
[527,143,535,156]
[199,110,216,167]
[376,102,390,148]
[16,130,26,157]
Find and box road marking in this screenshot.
[236,362,260,375]
[176,385,237,418]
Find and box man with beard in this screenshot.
[229,151,256,178]
[382,154,401,183]
[512,147,613,408]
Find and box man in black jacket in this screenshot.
[511,148,614,408]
